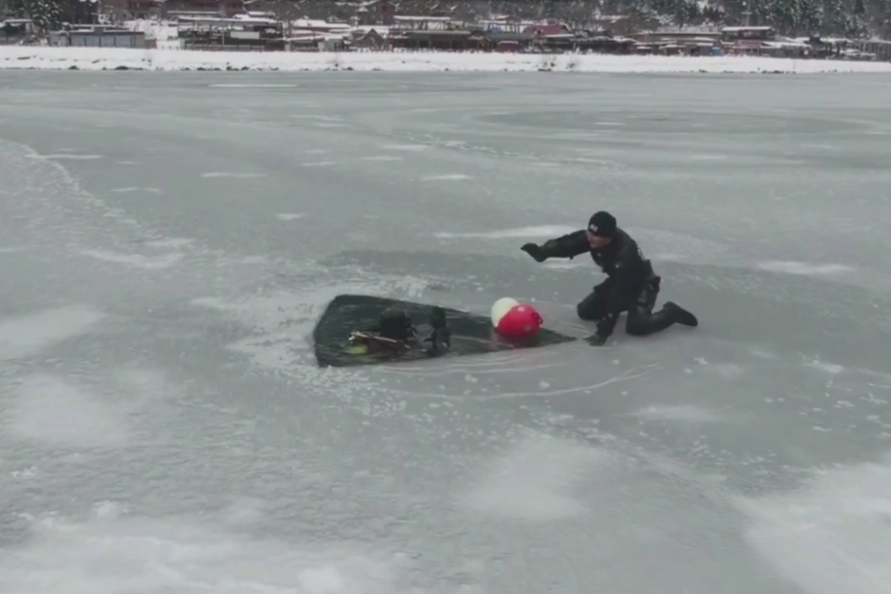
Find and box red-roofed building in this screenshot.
[523,23,572,37]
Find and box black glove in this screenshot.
[585,333,608,346]
[521,243,547,262]
[429,306,447,330]
[585,312,618,347]
[596,312,619,336]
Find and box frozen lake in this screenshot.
[1,71,891,594]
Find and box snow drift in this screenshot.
[2,46,891,74]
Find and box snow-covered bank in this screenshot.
[2,46,891,74]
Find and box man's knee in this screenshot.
[625,316,647,336]
[625,306,650,336]
[577,290,605,321]
[577,300,598,321]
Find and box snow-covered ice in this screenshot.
[200,171,266,179]
[422,173,474,181]
[460,433,611,521]
[3,373,132,448]
[1,70,891,594]
[736,454,891,594]
[0,305,105,361]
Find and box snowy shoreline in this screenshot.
[2,46,891,74]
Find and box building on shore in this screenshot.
[50,24,147,47]
[1,18,36,43]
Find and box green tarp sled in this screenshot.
[312,294,575,368]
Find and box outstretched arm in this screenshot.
[521,230,589,262]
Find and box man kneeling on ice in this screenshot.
[347,306,451,359]
[521,211,698,346]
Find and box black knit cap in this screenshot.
[588,211,617,238]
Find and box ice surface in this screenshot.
[631,403,724,423]
[109,186,163,194]
[3,46,891,73]
[361,155,405,162]
[422,173,474,181]
[0,306,105,361]
[200,171,266,179]
[756,260,856,276]
[1,71,891,594]
[276,213,306,221]
[1,513,429,594]
[460,433,612,521]
[434,226,577,239]
[28,153,105,160]
[80,249,185,270]
[736,454,891,594]
[3,374,131,448]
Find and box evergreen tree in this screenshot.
[22,0,64,30]
[798,0,823,34]
[4,0,28,18]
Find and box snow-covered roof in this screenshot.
[69,27,144,34]
[288,32,345,41]
[351,25,390,35]
[394,15,451,21]
[292,19,351,31]
[721,26,773,32]
[293,19,328,27]
[764,40,808,48]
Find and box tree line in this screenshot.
[4,0,888,39]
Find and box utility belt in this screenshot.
[595,260,659,291]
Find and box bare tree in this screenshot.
[559,0,598,30]
[268,0,302,35]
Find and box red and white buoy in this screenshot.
[490,297,543,339]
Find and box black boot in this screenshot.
[663,302,698,327]
[626,306,676,336]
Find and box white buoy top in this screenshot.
[490,297,519,327]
